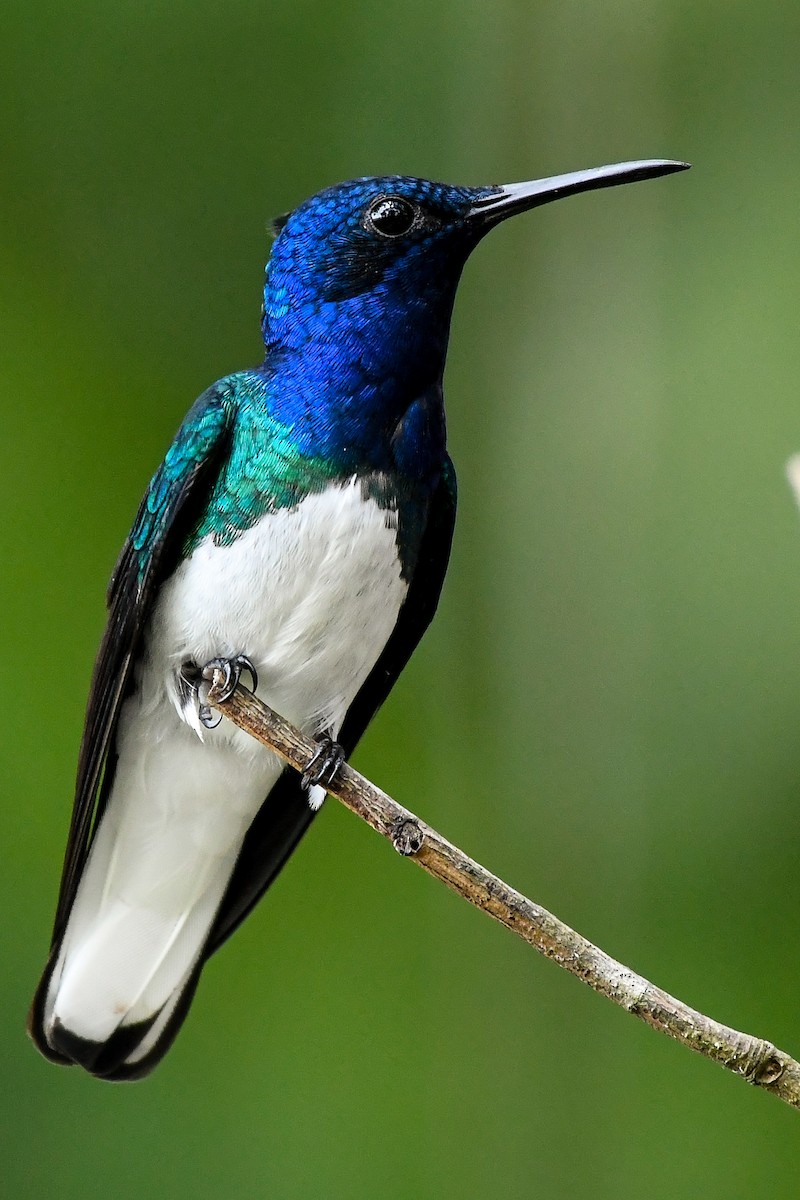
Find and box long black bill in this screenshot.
[469,159,689,225]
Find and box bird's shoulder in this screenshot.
[184,370,362,550]
[119,370,339,571]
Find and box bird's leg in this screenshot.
[178,654,259,730]
[301,734,345,790]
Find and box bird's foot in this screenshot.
[301,735,345,790]
[179,654,258,730]
[201,654,259,702]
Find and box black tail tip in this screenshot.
[31,1013,161,1081]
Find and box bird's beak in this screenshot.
[468,159,690,225]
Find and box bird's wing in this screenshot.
[49,387,234,946]
[204,455,458,955]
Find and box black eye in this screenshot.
[366,195,417,238]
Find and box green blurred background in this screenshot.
[4,1,800,1195]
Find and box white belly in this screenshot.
[48,479,407,1048]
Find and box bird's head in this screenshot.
[266,175,491,313]
[261,161,688,394]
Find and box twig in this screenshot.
[207,673,800,1111]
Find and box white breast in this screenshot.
[152,474,408,737]
[47,478,408,1052]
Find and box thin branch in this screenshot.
[207,673,800,1111]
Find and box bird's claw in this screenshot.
[201,654,259,703]
[302,736,344,790]
[198,702,222,730]
[178,654,259,732]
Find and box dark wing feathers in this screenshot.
[205,456,457,955]
[49,389,233,944]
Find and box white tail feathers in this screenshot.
[40,704,284,1070]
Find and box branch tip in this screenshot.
[209,683,800,1113]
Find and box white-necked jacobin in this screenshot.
[30,158,688,1080]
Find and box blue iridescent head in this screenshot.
[266,175,488,321]
[261,161,687,393]
[262,174,492,384]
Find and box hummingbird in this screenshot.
[29,158,688,1080]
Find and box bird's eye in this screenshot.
[365,195,417,238]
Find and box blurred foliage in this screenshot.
[4,1,800,1196]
